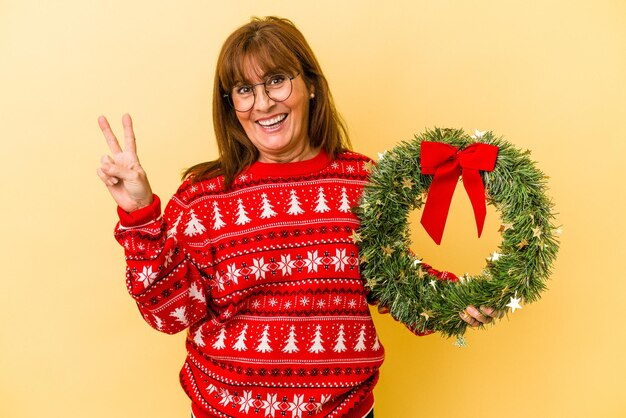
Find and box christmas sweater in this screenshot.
[114,150,385,418]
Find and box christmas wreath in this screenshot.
[355,128,560,338]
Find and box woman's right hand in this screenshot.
[96,114,154,213]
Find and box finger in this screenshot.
[101,160,134,180]
[100,154,114,165]
[479,306,496,319]
[460,310,480,327]
[98,115,123,154]
[96,167,119,187]
[479,306,503,320]
[122,113,137,155]
[467,306,493,324]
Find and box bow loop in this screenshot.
[419,141,499,245]
[420,142,459,175]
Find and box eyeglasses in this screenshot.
[224,73,299,112]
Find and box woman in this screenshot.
[97,16,499,418]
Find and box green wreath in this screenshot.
[355,128,560,339]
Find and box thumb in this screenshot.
[101,161,134,180]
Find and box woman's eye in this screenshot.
[267,75,286,86]
[236,85,252,95]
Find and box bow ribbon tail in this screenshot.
[420,160,461,245]
[462,168,488,238]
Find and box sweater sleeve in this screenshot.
[113,190,210,335]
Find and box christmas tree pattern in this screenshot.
[184,209,206,237]
[212,327,227,350]
[314,187,330,213]
[353,325,367,352]
[167,213,183,238]
[233,324,249,351]
[338,187,351,212]
[193,327,205,347]
[235,198,251,225]
[189,282,205,304]
[372,334,381,351]
[152,314,163,331]
[256,325,273,353]
[308,325,325,353]
[259,193,277,219]
[282,325,299,353]
[212,201,226,230]
[332,324,347,353]
[286,189,304,215]
[170,306,189,327]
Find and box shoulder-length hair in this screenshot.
[183,16,351,189]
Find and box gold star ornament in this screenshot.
[381,245,394,257]
[401,177,413,189]
[420,310,434,321]
[350,230,361,243]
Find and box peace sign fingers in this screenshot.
[98,115,123,155]
[121,113,137,156]
[96,113,153,213]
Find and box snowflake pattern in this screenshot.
[206,386,332,418]
[210,249,358,288]
[136,266,158,288]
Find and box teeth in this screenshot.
[258,114,287,127]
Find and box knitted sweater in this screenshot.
[114,150,384,418]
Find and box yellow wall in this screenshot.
[1,1,625,417]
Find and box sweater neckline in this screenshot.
[246,149,330,179]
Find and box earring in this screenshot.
[310,93,315,99]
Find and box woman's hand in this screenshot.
[460,305,504,327]
[96,114,153,213]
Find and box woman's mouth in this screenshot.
[257,114,288,131]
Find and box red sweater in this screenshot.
[115,150,384,417]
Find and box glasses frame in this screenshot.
[224,73,300,112]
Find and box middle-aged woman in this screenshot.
[97,16,500,418]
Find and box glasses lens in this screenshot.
[230,84,254,112]
[265,74,293,102]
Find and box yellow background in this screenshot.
[1,1,625,417]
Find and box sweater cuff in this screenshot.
[117,195,161,227]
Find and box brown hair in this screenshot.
[183,16,351,189]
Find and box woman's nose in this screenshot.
[253,85,274,111]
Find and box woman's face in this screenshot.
[234,61,314,163]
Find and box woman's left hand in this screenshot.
[460,305,504,327]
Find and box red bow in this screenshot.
[420,141,499,245]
